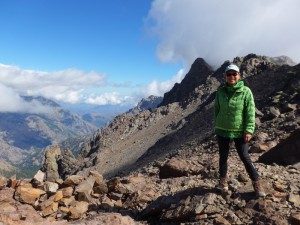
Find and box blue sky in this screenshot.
[1,0,300,113]
[0,1,176,82]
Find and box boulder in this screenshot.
[75,176,95,202]
[159,157,204,178]
[14,186,46,205]
[259,129,300,165]
[68,201,89,220]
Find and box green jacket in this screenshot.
[214,80,255,138]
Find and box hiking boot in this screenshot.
[216,178,228,191]
[253,180,266,197]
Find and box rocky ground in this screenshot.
[1,137,300,225]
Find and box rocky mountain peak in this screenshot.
[159,57,214,106]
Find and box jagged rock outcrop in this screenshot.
[41,145,62,182]
[57,148,80,180]
[159,58,214,106]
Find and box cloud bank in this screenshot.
[146,0,300,69]
[0,83,52,113]
[0,64,107,112]
[0,63,183,112]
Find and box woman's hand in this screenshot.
[244,133,252,143]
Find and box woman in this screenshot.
[214,64,266,197]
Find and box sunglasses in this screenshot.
[226,72,238,77]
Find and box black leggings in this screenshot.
[217,135,259,181]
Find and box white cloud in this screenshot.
[84,69,185,107]
[146,0,300,69]
[0,64,107,109]
[0,83,53,113]
[85,92,133,106]
[142,69,185,97]
[0,63,116,112]
[0,62,187,111]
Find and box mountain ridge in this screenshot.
[42,54,299,180]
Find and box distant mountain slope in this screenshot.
[81,113,111,127]
[0,159,19,177]
[61,103,133,127]
[0,96,98,177]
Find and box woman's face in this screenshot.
[224,70,240,86]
